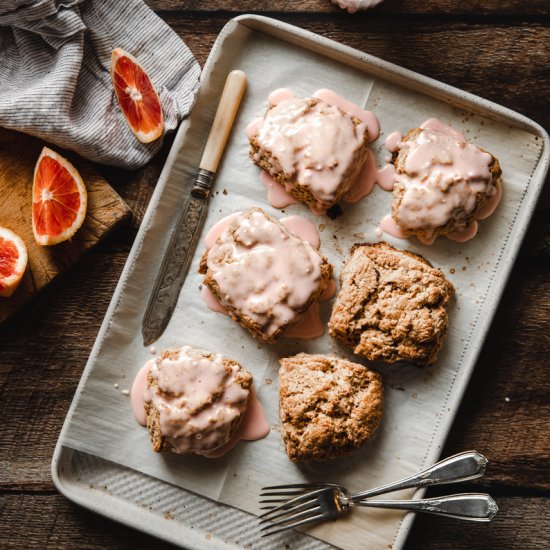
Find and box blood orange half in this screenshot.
[32,147,88,246]
[0,226,28,298]
[110,48,164,144]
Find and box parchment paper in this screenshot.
[63,21,544,550]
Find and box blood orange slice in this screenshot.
[110,48,164,144]
[32,147,88,246]
[0,226,28,298]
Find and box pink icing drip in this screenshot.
[246,118,263,140]
[385,131,402,153]
[283,301,324,339]
[202,384,270,458]
[201,286,228,315]
[260,171,299,209]
[446,221,479,243]
[421,117,466,141]
[205,212,241,249]
[313,88,380,142]
[320,278,337,301]
[280,215,320,249]
[344,149,397,203]
[379,214,408,240]
[268,88,295,106]
[477,180,502,220]
[131,360,151,426]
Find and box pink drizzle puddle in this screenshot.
[130,361,269,458]
[202,213,336,339]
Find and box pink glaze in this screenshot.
[284,301,324,339]
[477,180,502,220]
[320,278,337,301]
[201,286,228,315]
[344,149,397,202]
[379,214,408,240]
[385,131,402,153]
[131,360,152,426]
[446,221,479,243]
[268,88,294,106]
[246,118,262,140]
[280,215,320,249]
[313,88,380,142]
[205,212,241,249]
[375,226,383,238]
[421,117,466,141]
[260,172,299,209]
[202,384,270,458]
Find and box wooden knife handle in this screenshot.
[199,70,247,173]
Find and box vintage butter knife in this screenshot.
[142,70,247,346]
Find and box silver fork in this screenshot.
[260,451,496,536]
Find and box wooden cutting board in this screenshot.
[0,129,131,323]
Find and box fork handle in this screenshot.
[350,451,487,501]
[352,493,498,522]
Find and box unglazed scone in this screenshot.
[249,97,369,211]
[279,353,383,461]
[199,208,332,343]
[145,346,252,455]
[391,124,502,241]
[328,242,455,366]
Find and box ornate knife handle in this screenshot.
[141,70,247,346]
[350,451,488,501]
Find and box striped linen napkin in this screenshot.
[0,0,201,169]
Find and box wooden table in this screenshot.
[1,1,548,548]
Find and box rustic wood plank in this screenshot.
[146,0,550,16]
[0,493,547,549]
[0,130,130,323]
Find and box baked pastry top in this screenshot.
[199,208,332,343]
[145,346,252,455]
[278,353,383,462]
[249,97,369,211]
[391,126,502,240]
[328,242,455,366]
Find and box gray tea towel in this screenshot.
[0,0,201,169]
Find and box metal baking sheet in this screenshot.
[52,14,548,550]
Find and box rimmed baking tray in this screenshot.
[52,14,548,550]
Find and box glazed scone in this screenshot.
[199,208,332,343]
[145,346,252,455]
[249,96,369,211]
[391,124,502,241]
[329,242,455,366]
[279,353,383,461]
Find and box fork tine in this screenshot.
[261,483,324,491]
[259,498,320,524]
[261,513,326,537]
[258,488,327,519]
[260,489,317,497]
[260,504,322,531]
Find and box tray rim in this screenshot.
[52,13,549,550]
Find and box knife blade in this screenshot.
[141,69,247,346]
